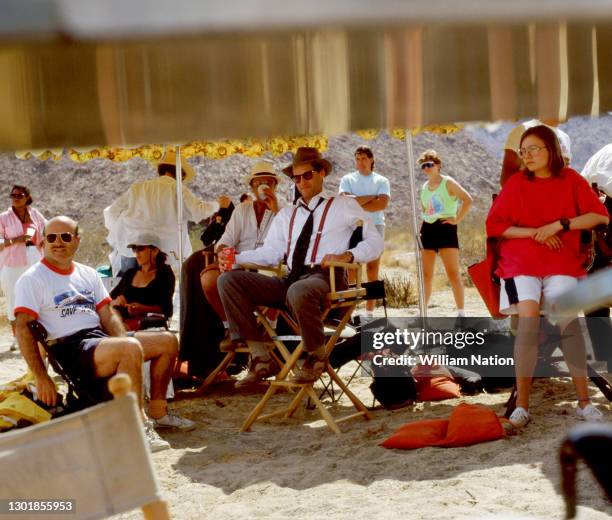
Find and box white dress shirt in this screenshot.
[236,193,384,269]
[104,175,218,269]
[217,201,279,253]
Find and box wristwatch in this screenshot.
[345,251,355,263]
[560,218,571,232]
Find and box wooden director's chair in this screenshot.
[192,262,290,396]
[240,261,373,434]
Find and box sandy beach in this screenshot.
[1,289,610,519]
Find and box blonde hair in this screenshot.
[417,149,442,165]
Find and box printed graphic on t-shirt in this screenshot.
[426,195,444,217]
[53,289,96,318]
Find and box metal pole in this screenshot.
[175,146,184,268]
[175,146,185,329]
[405,131,427,317]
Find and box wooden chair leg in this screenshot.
[142,500,170,520]
[305,386,341,434]
[285,385,308,418]
[241,384,280,432]
[192,352,235,397]
[325,366,372,419]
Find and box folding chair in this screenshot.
[240,261,372,434]
[191,262,289,396]
[28,320,110,412]
[0,373,170,520]
[318,279,388,404]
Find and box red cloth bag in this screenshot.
[468,238,506,319]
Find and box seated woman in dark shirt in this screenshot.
[110,233,175,330]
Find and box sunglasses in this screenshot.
[45,232,75,243]
[10,193,26,199]
[292,170,317,184]
[130,245,150,252]
[420,162,436,170]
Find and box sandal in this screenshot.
[235,356,279,388]
[290,355,327,384]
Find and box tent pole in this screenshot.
[405,131,427,317]
[175,146,184,326]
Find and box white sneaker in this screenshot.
[509,406,531,428]
[576,403,603,422]
[144,421,171,452]
[152,412,196,432]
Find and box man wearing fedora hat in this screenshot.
[104,148,223,275]
[218,147,383,384]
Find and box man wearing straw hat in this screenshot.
[179,160,282,378]
[104,148,223,275]
[218,147,383,385]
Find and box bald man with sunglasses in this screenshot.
[13,216,194,452]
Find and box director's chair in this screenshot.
[191,262,291,396]
[240,261,373,434]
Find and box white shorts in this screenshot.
[500,275,578,315]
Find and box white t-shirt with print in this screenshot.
[14,259,111,340]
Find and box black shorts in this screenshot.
[420,219,459,252]
[48,327,111,403]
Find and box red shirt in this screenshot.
[486,168,609,278]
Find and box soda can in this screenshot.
[222,246,236,269]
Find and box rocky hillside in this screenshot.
[1,115,610,264]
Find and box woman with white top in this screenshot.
[0,185,46,342]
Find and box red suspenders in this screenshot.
[285,197,335,268]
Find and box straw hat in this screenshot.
[244,160,279,185]
[156,149,196,183]
[282,147,332,178]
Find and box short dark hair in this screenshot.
[157,163,187,181]
[355,146,375,169]
[11,185,33,205]
[520,125,565,177]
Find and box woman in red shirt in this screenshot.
[486,125,609,428]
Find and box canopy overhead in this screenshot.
[1,1,612,151]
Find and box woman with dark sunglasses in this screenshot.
[110,232,175,331]
[0,185,46,343]
[418,150,473,316]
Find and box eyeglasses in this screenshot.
[420,162,436,170]
[45,232,75,243]
[518,145,546,158]
[10,193,26,199]
[293,170,317,184]
[130,245,149,252]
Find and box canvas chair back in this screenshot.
[0,374,170,520]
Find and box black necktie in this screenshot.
[287,199,324,284]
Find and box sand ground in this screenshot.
[0,289,610,519]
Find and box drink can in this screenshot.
[257,184,268,200]
[223,247,236,269]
